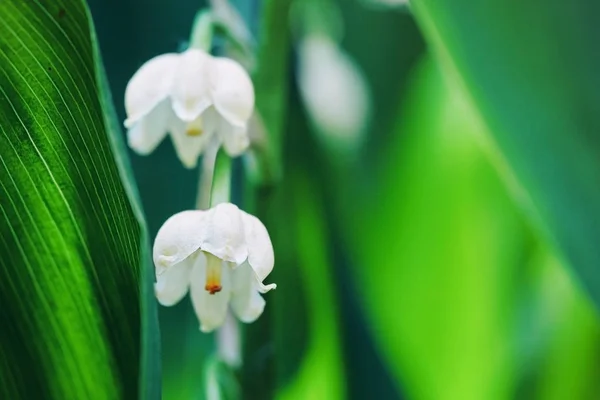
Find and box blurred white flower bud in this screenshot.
[297,34,371,154]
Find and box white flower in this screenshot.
[153,203,276,332]
[298,34,371,153]
[124,49,255,168]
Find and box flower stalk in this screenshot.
[195,137,220,210]
[210,149,233,207]
[207,149,239,367]
[189,10,214,51]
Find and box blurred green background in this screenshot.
[88,0,600,399]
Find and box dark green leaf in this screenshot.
[0,0,159,398]
[411,0,600,305]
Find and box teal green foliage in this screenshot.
[411,0,600,306]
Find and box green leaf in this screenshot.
[250,0,293,184]
[410,0,600,304]
[344,57,529,399]
[275,172,345,400]
[527,251,600,400]
[0,0,159,398]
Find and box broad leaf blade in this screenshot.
[410,0,600,304]
[346,57,528,400]
[0,0,157,398]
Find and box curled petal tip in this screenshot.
[257,282,276,293]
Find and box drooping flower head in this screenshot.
[125,49,255,168]
[153,203,276,332]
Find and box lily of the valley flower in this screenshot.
[298,34,371,152]
[125,49,255,168]
[153,203,276,332]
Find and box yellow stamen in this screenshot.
[204,253,222,295]
[186,118,203,137]
[186,127,203,136]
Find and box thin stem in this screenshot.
[198,145,239,368]
[195,140,220,210]
[189,9,214,50]
[217,311,242,368]
[209,149,232,207]
[250,0,293,185]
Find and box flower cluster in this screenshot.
[126,44,275,333]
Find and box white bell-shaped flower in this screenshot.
[125,49,255,168]
[153,203,276,332]
[298,34,371,152]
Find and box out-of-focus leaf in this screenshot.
[527,252,600,400]
[343,57,528,399]
[0,0,158,398]
[275,172,345,400]
[250,0,293,184]
[410,0,600,305]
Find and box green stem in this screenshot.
[189,9,214,51]
[195,140,220,210]
[210,149,232,207]
[250,0,293,185]
[238,0,293,398]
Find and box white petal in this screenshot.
[241,211,275,292]
[127,99,171,155]
[201,203,248,264]
[171,49,213,122]
[190,254,231,332]
[218,119,250,157]
[155,257,193,306]
[125,53,179,128]
[153,210,209,269]
[209,57,254,127]
[199,107,221,137]
[230,262,266,323]
[169,116,213,169]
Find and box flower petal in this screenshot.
[241,211,275,291]
[218,119,250,157]
[230,262,266,323]
[155,256,193,306]
[125,53,179,128]
[153,210,210,269]
[127,99,171,155]
[198,107,221,137]
[210,57,254,127]
[169,116,213,169]
[171,49,213,122]
[190,254,231,332]
[201,203,248,264]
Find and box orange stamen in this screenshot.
[205,253,222,295]
[186,119,203,136]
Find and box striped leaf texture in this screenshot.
[0,0,159,398]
